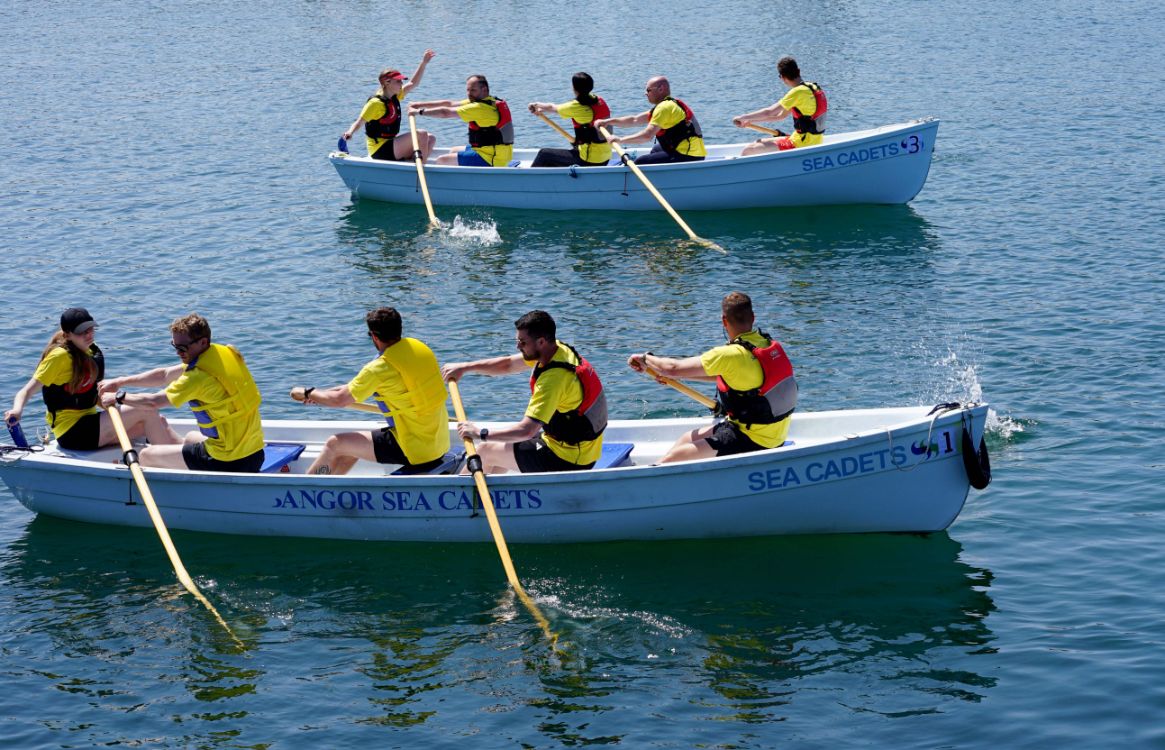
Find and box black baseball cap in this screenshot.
[61,307,97,334]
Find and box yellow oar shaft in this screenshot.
[601,125,699,242]
[106,406,240,646]
[446,380,557,643]
[743,122,783,137]
[534,111,575,144]
[408,113,440,229]
[644,365,718,410]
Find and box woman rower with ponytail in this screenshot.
[5,308,178,451]
[528,72,613,168]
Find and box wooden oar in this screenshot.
[104,405,242,647]
[743,122,784,137]
[597,126,723,252]
[533,111,575,144]
[643,365,719,410]
[446,380,557,644]
[408,113,440,229]
[289,387,381,415]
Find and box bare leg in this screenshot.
[433,148,462,165]
[305,431,376,475]
[459,440,519,474]
[658,425,718,464]
[98,406,180,448]
[394,131,437,162]
[740,138,782,157]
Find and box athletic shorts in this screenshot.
[182,440,264,473]
[456,146,491,167]
[55,412,102,451]
[704,420,765,457]
[372,427,444,472]
[371,138,408,161]
[513,437,595,473]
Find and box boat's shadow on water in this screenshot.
[5,517,995,691]
[333,200,941,269]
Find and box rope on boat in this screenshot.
[883,402,991,490]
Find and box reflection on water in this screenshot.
[2,517,995,745]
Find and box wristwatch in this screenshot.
[479,428,489,440]
[116,390,127,405]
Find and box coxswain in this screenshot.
[342,49,438,162]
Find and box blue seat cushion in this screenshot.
[262,442,306,473]
[595,442,634,469]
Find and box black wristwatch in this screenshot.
[479,427,489,440]
[116,390,127,405]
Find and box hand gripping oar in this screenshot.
[742,122,785,137]
[446,380,557,644]
[408,113,440,229]
[597,126,723,252]
[289,386,382,415]
[104,405,241,647]
[642,365,719,411]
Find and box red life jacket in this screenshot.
[653,97,703,154]
[529,343,608,444]
[364,94,402,140]
[571,96,610,145]
[466,97,515,148]
[41,345,104,427]
[790,82,828,135]
[716,333,797,425]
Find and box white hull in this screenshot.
[0,404,987,543]
[329,120,939,211]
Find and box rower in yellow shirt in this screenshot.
[410,75,514,167]
[734,56,829,156]
[597,75,706,165]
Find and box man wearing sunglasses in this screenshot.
[99,313,265,472]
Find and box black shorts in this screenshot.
[372,427,444,472]
[513,437,595,473]
[371,139,408,161]
[56,412,102,451]
[182,440,264,473]
[704,420,765,457]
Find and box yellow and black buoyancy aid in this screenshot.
[372,338,448,437]
[790,82,828,135]
[364,93,403,141]
[529,343,607,444]
[466,97,515,148]
[41,344,104,427]
[716,332,797,425]
[652,97,703,155]
[187,343,261,438]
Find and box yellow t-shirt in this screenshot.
[779,85,824,148]
[555,100,612,164]
[700,330,791,449]
[347,348,451,465]
[166,364,265,462]
[359,91,407,157]
[34,346,99,439]
[457,99,513,166]
[525,342,603,466]
[649,99,706,157]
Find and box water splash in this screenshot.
[935,350,1025,441]
[441,215,502,246]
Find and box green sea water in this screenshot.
[1,0,1162,747]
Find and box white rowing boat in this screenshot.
[329,119,938,211]
[1,403,989,543]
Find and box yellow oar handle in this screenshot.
[533,111,575,144]
[446,380,558,645]
[105,405,241,647]
[289,387,382,415]
[643,365,719,410]
[408,113,440,229]
[743,122,784,137]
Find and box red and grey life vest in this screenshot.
[466,97,514,148]
[716,333,797,425]
[42,345,104,426]
[572,96,610,145]
[653,97,703,154]
[790,82,828,135]
[529,343,608,444]
[364,94,403,141]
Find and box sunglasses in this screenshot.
[171,338,201,353]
